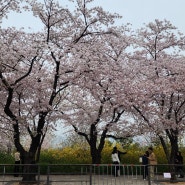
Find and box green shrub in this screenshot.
[0,152,14,164]
[0,152,14,174]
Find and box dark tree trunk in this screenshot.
[90,124,100,164]
[16,131,43,183]
[169,135,178,183]
[21,152,37,183]
[89,123,105,164]
[91,147,101,164]
[159,129,178,183]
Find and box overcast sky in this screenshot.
[94,0,185,33]
[1,0,185,34]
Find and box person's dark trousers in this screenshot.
[142,165,148,179]
[14,160,20,177]
[113,161,119,177]
[178,166,184,178]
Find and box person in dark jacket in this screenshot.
[175,151,184,178]
[142,151,149,180]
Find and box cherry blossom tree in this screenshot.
[129,19,185,180]
[0,28,51,181]
[59,26,137,164]
[0,0,26,151]
[0,0,122,181]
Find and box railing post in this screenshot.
[47,165,50,185]
[37,164,40,185]
[89,165,92,185]
[148,165,151,185]
[3,165,6,185]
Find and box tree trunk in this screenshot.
[160,130,178,183]
[91,148,101,164]
[21,151,37,183]
[89,124,103,164]
[169,136,178,183]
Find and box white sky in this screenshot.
[95,0,185,33]
[1,0,185,34]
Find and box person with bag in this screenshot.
[111,147,120,177]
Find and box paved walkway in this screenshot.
[1,175,184,185]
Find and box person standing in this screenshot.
[14,150,21,177]
[175,151,184,178]
[148,147,157,180]
[142,151,149,180]
[111,147,120,177]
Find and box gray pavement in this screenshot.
[0,175,179,185]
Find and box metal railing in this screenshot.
[0,164,184,185]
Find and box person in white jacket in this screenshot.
[111,147,120,177]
